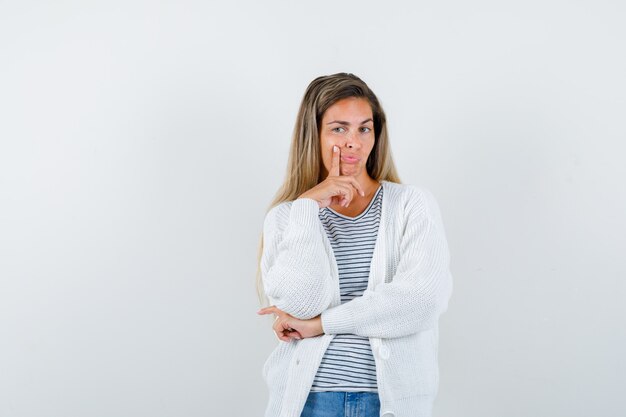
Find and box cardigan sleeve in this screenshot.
[320,187,453,338]
[260,198,335,320]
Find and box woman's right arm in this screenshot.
[261,146,364,320]
[260,198,335,320]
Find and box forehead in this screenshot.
[322,97,373,121]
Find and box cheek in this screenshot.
[319,132,330,148]
[321,154,330,168]
[364,138,376,156]
[319,135,335,159]
[320,134,336,146]
[319,137,330,168]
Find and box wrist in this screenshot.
[297,194,321,208]
[316,315,325,336]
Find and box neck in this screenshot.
[358,176,380,197]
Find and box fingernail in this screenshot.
[361,191,365,196]
[333,145,338,152]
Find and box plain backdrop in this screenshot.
[1,1,625,416]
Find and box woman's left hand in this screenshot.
[257,306,324,342]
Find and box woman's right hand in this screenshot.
[298,145,365,208]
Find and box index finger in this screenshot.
[257,306,280,316]
[329,145,340,177]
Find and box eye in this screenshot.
[360,126,372,133]
[332,127,346,133]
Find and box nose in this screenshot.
[345,131,360,149]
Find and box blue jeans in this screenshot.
[300,391,381,417]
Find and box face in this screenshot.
[319,97,375,180]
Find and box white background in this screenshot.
[1,1,625,416]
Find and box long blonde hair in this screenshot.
[255,73,401,306]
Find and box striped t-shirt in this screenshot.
[310,183,383,392]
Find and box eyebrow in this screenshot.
[326,118,373,125]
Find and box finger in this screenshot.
[329,145,340,177]
[274,330,291,342]
[336,183,353,207]
[287,330,303,340]
[257,306,279,315]
[332,191,346,208]
[259,309,281,321]
[281,323,302,340]
[272,320,282,333]
[347,177,366,197]
[274,321,296,342]
[273,319,291,335]
[335,176,364,200]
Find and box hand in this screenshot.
[298,145,365,208]
[257,306,325,342]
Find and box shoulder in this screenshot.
[262,199,299,235]
[382,180,444,223]
[263,196,322,235]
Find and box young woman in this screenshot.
[256,73,453,417]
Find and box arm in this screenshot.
[260,198,334,320]
[320,188,453,339]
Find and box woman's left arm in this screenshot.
[320,188,453,339]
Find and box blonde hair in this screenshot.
[255,72,401,306]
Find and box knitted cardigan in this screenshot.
[260,180,453,417]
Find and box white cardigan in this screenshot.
[261,180,453,417]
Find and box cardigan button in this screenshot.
[379,345,390,360]
[381,411,395,417]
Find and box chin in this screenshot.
[341,167,361,176]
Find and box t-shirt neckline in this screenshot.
[324,183,383,221]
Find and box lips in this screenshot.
[341,154,360,163]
